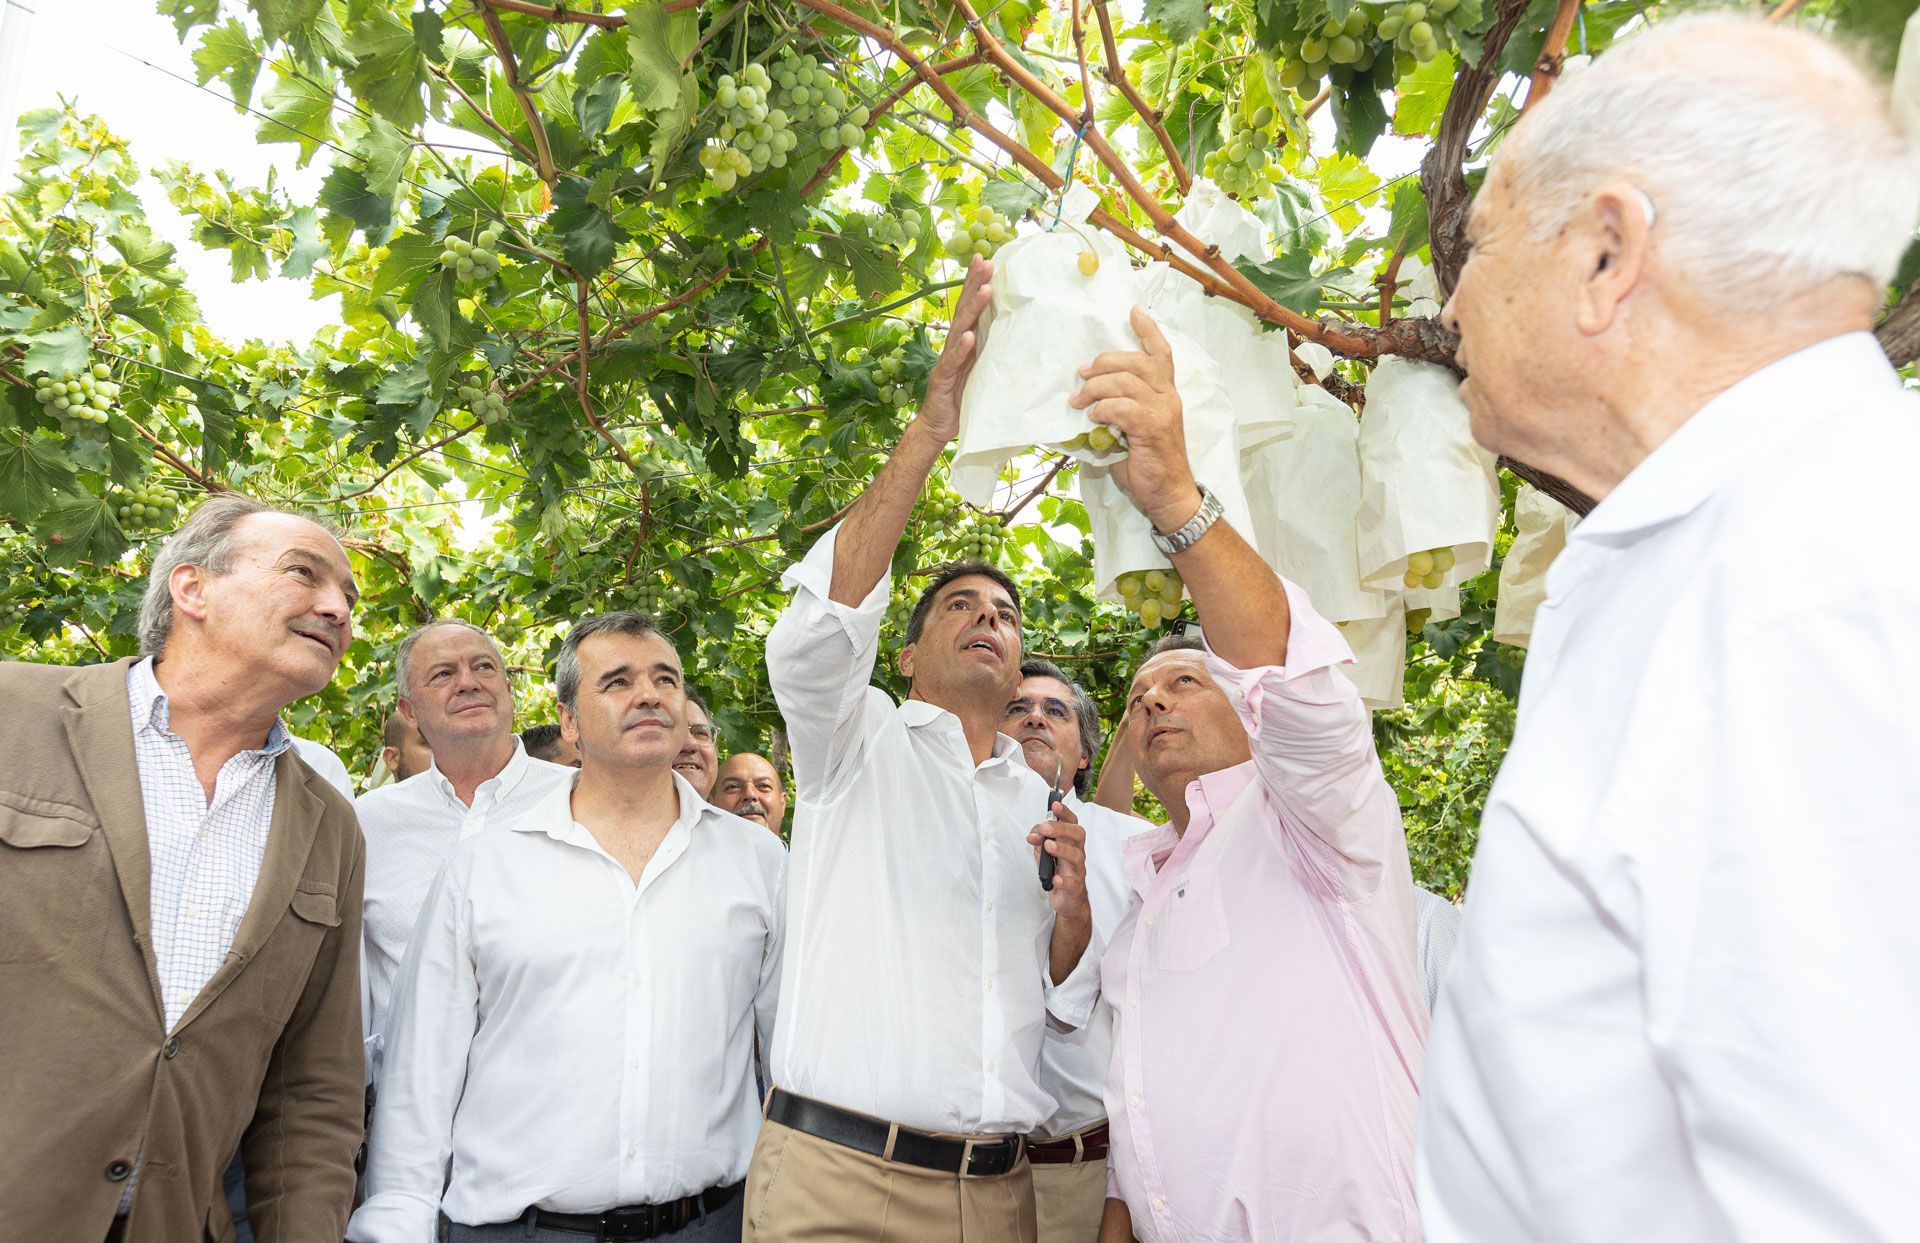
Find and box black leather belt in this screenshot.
[527,1181,742,1239]
[766,1088,1027,1179]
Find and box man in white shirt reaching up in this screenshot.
[1003,660,1143,1243]
[1417,16,1920,1243]
[744,255,1098,1243]
[350,610,786,1243]
[355,620,575,1063]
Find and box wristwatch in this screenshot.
[1150,484,1223,557]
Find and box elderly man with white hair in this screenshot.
[1419,15,1920,1243]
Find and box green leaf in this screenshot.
[251,0,326,46]
[280,207,327,279]
[108,222,177,274]
[549,178,630,277]
[0,431,76,522]
[1238,249,1350,315]
[318,163,395,245]
[344,8,431,130]
[574,75,624,143]
[981,177,1047,221]
[158,0,220,38]
[1392,52,1456,137]
[815,229,901,300]
[1315,150,1383,229]
[1144,0,1211,44]
[1260,176,1331,253]
[1385,179,1429,256]
[410,269,458,356]
[372,230,444,302]
[625,0,698,111]
[20,325,90,377]
[40,492,130,568]
[1329,86,1390,158]
[358,115,415,201]
[192,19,263,106]
[256,69,338,165]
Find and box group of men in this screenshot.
[2,16,1917,1243]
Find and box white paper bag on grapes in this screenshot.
[1335,601,1407,711]
[1172,177,1267,264]
[1492,483,1577,648]
[950,185,1139,505]
[1355,355,1500,594]
[1075,324,1257,606]
[1238,383,1388,622]
[1137,261,1296,457]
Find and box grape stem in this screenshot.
[1090,0,1192,193]
[1521,0,1583,113]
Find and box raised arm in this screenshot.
[828,256,994,607]
[1069,307,1290,668]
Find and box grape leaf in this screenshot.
[574,75,623,143]
[318,164,396,246]
[1392,51,1456,137]
[40,493,130,569]
[157,0,219,38]
[1145,0,1211,43]
[20,326,90,378]
[255,69,338,165]
[109,222,177,275]
[280,207,327,280]
[1330,86,1390,158]
[1386,179,1430,255]
[626,1,699,111]
[1238,249,1351,315]
[0,431,76,522]
[549,178,630,277]
[191,19,263,106]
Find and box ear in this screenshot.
[397,695,420,730]
[1574,182,1651,337]
[169,562,213,626]
[557,702,579,744]
[898,642,916,680]
[381,745,400,772]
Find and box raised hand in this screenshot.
[917,255,995,445]
[1069,306,1202,535]
[1030,798,1090,922]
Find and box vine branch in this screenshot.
[1522,0,1583,112]
[478,3,558,183]
[1090,0,1191,192]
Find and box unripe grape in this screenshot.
[839,122,863,147]
[1300,36,1328,61]
[1409,19,1434,42]
[1407,549,1435,577]
[1144,569,1167,593]
[1087,425,1117,451]
[1330,34,1360,63]
[1139,598,1164,627]
[1431,546,1456,572]
[1077,250,1099,276]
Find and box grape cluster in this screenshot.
[954,519,1007,562]
[921,487,966,527]
[872,347,914,410]
[441,228,502,284]
[1202,107,1278,199]
[770,53,869,151]
[702,56,874,192]
[872,211,923,252]
[1059,426,1123,453]
[456,381,509,426]
[633,578,691,617]
[1405,605,1432,635]
[1400,545,1455,590]
[1272,0,1466,98]
[36,364,119,443]
[942,205,1015,261]
[115,481,178,531]
[1116,568,1185,628]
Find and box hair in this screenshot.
[1146,633,1205,658]
[137,495,336,657]
[393,619,507,699]
[382,709,413,750]
[1018,658,1103,796]
[554,611,673,712]
[903,560,1023,648]
[1498,14,1920,307]
[520,722,565,761]
[684,687,710,721]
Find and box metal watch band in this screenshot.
[1150,485,1223,557]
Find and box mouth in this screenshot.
[626,719,669,735]
[963,636,1001,659]
[292,628,336,656]
[735,803,767,822]
[1146,723,1181,745]
[673,758,705,772]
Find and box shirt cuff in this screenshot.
[1201,576,1354,720]
[779,522,891,639]
[346,1192,440,1243]
[1043,920,1105,1030]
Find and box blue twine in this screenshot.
[1046,120,1093,231]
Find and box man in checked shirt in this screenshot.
[1071,311,1428,1243]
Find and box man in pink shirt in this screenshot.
[1074,311,1428,1243]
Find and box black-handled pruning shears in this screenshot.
[1040,755,1065,892]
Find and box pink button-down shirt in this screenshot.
[1102,581,1427,1242]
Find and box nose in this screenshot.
[313,581,352,627]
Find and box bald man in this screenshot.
[711,754,788,837]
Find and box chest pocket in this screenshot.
[251,884,341,1023]
[0,803,108,963]
[1151,870,1230,974]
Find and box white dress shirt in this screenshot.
[356,740,576,1048]
[1419,332,1920,1242]
[1414,888,1461,1015]
[349,772,786,1241]
[766,525,1102,1135]
[291,735,356,799]
[1034,791,1142,1138]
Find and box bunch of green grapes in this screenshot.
[441,227,503,284]
[702,63,792,190]
[871,211,922,251]
[921,485,966,526]
[1059,425,1124,453]
[1115,568,1185,628]
[35,363,118,443]
[942,205,1015,261]
[1271,0,1465,98]
[770,52,870,153]
[953,519,1008,562]
[871,347,914,410]
[633,578,692,616]
[115,480,178,531]
[1400,545,1455,590]
[1202,107,1278,199]
[1405,605,1432,635]
[455,380,509,426]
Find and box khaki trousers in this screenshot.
[741,1118,1037,1243]
[1031,1157,1108,1243]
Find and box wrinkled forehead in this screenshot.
[1017,675,1073,704]
[935,573,1019,614]
[1129,649,1213,696]
[722,755,779,785]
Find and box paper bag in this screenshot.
[1335,600,1407,711]
[1355,356,1500,592]
[1138,261,1296,457]
[1492,483,1576,648]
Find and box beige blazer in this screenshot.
[0,658,365,1243]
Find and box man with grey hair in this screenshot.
[1420,16,1920,1242]
[354,619,574,1066]
[352,612,784,1243]
[0,494,366,1242]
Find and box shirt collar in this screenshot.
[426,736,531,806]
[1119,759,1257,896]
[514,766,714,841]
[898,698,1027,767]
[1579,332,1896,540]
[126,656,291,756]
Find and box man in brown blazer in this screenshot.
[0,495,366,1243]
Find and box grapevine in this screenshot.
[115,480,179,531]
[35,363,118,443]
[1115,568,1186,627]
[942,205,1016,261]
[440,227,503,284]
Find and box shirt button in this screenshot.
[626,1147,637,1161]
[1130,995,1139,1009]
[986,1061,996,1074]
[984,900,993,912]
[105,1160,132,1181]
[1129,1094,1141,1107]
[1144,916,1154,928]
[164,1036,180,1059]
[1153,1198,1166,1213]
[985,979,994,991]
